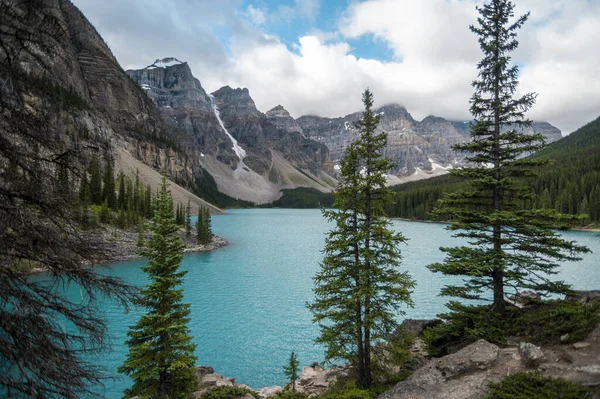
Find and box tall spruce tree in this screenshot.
[119,176,197,399]
[308,89,414,388]
[283,352,300,393]
[102,157,117,209]
[185,200,192,238]
[117,171,127,210]
[204,208,212,240]
[88,155,102,205]
[428,0,589,314]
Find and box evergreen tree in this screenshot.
[133,169,141,214]
[88,155,102,205]
[137,220,145,248]
[102,157,117,209]
[117,171,127,210]
[283,352,299,393]
[185,200,192,238]
[196,208,206,244]
[428,0,589,314]
[79,171,89,205]
[145,183,153,218]
[99,199,111,224]
[308,89,414,389]
[204,208,212,240]
[119,176,197,399]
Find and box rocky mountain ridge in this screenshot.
[8,0,564,206]
[126,60,337,204]
[294,105,562,181]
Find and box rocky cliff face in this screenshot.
[297,106,562,178]
[6,0,196,187]
[126,64,336,204]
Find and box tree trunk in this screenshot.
[353,212,366,388]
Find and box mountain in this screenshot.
[0,0,224,213]
[296,105,562,182]
[126,61,336,204]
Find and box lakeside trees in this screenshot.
[119,176,197,399]
[196,207,212,245]
[308,89,414,389]
[427,0,589,314]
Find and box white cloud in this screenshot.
[71,0,600,133]
[267,0,321,23]
[246,5,267,26]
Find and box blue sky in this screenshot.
[237,0,395,61]
[72,0,600,133]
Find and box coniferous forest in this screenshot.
[386,116,600,226]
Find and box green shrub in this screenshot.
[272,391,308,399]
[372,327,415,383]
[508,300,600,345]
[317,388,376,399]
[485,372,591,399]
[423,300,600,356]
[422,302,509,356]
[201,386,259,399]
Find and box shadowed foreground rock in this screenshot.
[376,323,600,399]
[376,340,521,399]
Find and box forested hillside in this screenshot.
[386,116,600,225]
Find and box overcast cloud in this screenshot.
[72,0,600,133]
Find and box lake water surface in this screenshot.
[64,209,598,397]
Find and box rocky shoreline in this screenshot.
[30,227,228,273]
[190,364,348,399]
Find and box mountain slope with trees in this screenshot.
[387,115,600,226]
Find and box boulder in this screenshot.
[376,340,522,399]
[506,290,541,308]
[573,342,591,350]
[201,373,234,387]
[518,342,546,368]
[195,366,215,380]
[397,319,443,336]
[297,365,348,396]
[258,386,283,398]
[565,290,600,304]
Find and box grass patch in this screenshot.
[201,386,259,399]
[485,372,592,399]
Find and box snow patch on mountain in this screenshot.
[146,57,184,69]
[208,94,247,164]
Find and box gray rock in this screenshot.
[195,366,215,380]
[298,107,561,178]
[376,340,513,399]
[297,365,348,396]
[397,319,443,335]
[573,342,591,350]
[561,333,570,342]
[566,291,600,304]
[519,342,546,367]
[258,386,283,398]
[201,373,229,386]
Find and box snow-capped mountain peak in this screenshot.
[146,57,184,70]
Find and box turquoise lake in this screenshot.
[58,209,599,398]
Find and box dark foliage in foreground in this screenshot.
[423,301,600,356]
[0,1,135,397]
[485,372,591,399]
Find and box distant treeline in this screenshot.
[262,187,334,209]
[386,116,600,225]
